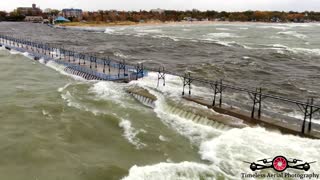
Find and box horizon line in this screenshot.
[0,8,317,13]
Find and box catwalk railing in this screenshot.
[0,34,146,81]
[1,34,319,135]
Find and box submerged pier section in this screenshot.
[0,34,147,82]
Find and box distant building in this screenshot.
[151,8,165,14]
[271,17,281,23]
[43,19,50,24]
[17,4,42,16]
[24,16,43,23]
[44,8,52,13]
[183,17,192,21]
[62,8,82,19]
[54,16,70,24]
[183,17,199,22]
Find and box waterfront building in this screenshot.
[17,4,42,16]
[62,8,83,20]
[24,16,43,23]
[54,16,71,24]
[151,8,165,14]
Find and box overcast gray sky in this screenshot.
[1,0,320,12]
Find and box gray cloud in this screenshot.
[1,0,320,12]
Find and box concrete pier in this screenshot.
[127,86,320,139]
[183,95,320,139]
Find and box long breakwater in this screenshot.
[0,33,319,138]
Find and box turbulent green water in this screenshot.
[0,50,202,179]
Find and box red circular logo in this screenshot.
[273,156,288,172]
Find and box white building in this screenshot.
[151,8,165,14]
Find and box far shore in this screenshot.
[57,20,320,28]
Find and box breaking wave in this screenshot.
[105,28,115,34]
[114,51,131,59]
[135,28,163,33]
[277,31,307,39]
[206,32,241,38]
[123,126,320,180]
[123,72,320,180]
[242,43,320,56]
[122,162,218,180]
[258,25,290,30]
[119,119,147,149]
[216,28,231,31]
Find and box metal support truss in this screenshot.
[136,63,144,80]
[182,72,193,96]
[157,66,166,87]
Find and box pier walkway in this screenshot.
[0,35,146,82]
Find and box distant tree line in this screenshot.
[82,10,320,23]
[1,9,320,22]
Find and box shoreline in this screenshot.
[57,20,320,28]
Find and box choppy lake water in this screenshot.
[0,22,319,179]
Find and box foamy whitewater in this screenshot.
[0,22,320,179]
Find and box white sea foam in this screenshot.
[124,126,320,179]
[159,135,169,142]
[125,72,320,179]
[119,119,146,149]
[258,25,290,30]
[104,28,115,34]
[272,44,288,49]
[206,32,240,38]
[3,47,31,59]
[131,74,223,144]
[284,23,312,28]
[58,83,72,92]
[61,90,102,116]
[152,34,180,41]
[136,29,163,33]
[46,61,86,81]
[216,28,230,31]
[201,38,235,47]
[38,58,46,64]
[89,81,128,106]
[291,48,320,56]
[242,43,320,56]
[270,44,320,56]
[199,127,320,175]
[122,162,218,180]
[61,91,83,110]
[114,51,130,59]
[277,31,307,39]
[130,72,212,100]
